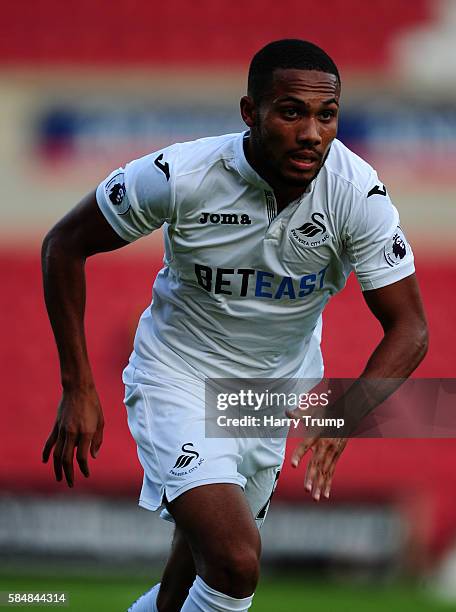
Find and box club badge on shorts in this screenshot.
[170,443,205,476]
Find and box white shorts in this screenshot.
[123,362,285,527]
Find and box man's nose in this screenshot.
[296,117,322,146]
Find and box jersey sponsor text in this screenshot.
[194,264,328,299]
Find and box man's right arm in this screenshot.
[41,190,129,487]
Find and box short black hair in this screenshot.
[248,39,340,103]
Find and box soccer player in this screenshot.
[41,40,428,611]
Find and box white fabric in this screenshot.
[124,361,290,527]
[96,132,415,381]
[181,576,253,611]
[128,582,159,612]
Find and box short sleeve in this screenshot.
[96,144,178,242]
[345,179,415,291]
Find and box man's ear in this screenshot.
[240,96,257,128]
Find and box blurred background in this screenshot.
[1,0,456,610]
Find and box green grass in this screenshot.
[0,573,455,611]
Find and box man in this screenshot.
[42,40,428,611]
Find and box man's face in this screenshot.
[242,69,340,189]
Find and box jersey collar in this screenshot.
[234,131,274,190]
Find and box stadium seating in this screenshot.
[0,0,432,72]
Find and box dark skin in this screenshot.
[42,194,127,486]
[42,68,428,609]
[241,68,340,210]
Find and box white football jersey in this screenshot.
[96,132,414,380]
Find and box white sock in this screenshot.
[128,582,160,611]
[180,575,254,611]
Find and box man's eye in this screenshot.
[319,110,335,121]
[282,108,299,119]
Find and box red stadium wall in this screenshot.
[0,0,432,71]
[1,248,456,562]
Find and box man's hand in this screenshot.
[42,387,104,487]
[41,191,127,487]
[290,437,347,501]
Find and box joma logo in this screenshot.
[199,212,251,225]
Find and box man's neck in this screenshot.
[243,135,309,211]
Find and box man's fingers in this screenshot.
[291,444,307,468]
[42,423,59,463]
[321,443,337,475]
[44,392,104,485]
[308,440,339,497]
[304,456,318,493]
[90,426,103,459]
[298,438,347,501]
[61,432,77,487]
[323,463,337,499]
[306,441,334,501]
[290,437,316,468]
[53,433,65,482]
[76,435,92,478]
[321,440,347,498]
[313,463,328,501]
[51,426,102,484]
[322,445,344,498]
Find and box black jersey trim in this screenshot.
[264,190,276,225]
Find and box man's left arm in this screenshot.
[291,273,428,501]
[358,272,428,377]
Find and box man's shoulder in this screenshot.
[325,139,377,195]
[165,132,241,177]
[123,132,242,188]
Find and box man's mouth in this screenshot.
[288,152,320,171]
[289,153,320,171]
